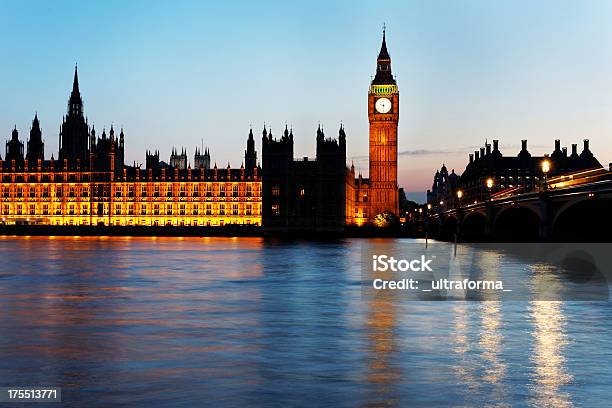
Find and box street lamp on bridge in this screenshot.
[456,189,463,208]
[541,159,551,191]
[486,177,494,201]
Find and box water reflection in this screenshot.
[0,237,607,406]
[529,264,573,407]
[366,279,400,407]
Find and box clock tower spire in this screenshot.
[368,28,399,217]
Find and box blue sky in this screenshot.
[2,0,612,201]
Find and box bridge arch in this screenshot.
[438,215,459,240]
[552,197,612,241]
[492,205,540,240]
[461,211,486,241]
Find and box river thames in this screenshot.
[0,236,610,407]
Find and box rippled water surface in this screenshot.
[0,237,610,407]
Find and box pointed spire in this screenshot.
[68,64,83,115]
[372,27,395,85]
[378,24,390,61]
[73,64,80,94]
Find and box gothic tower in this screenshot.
[59,66,90,168]
[26,113,44,162]
[245,127,257,175]
[368,28,399,216]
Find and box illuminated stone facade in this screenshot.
[0,161,261,226]
[1,67,261,227]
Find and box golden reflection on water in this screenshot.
[475,250,508,405]
[529,264,573,408]
[366,269,400,407]
[451,302,478,393]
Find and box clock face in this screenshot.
[375,97,392,114]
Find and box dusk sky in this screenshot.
[2,0,612,201]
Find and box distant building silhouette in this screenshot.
[262,125,346,232]
[428,139,603,210]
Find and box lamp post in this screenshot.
[486,178,494,201]
[456,189,463,208]
[541,159,550,191]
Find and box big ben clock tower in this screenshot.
[368,28,399,217]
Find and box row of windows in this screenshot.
[3,218,261,227]
[1,174,260,183]
[1,184,260,198]
[2,203,260,217]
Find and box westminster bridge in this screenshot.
[428,168,612,241]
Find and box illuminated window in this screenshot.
[272,185,280,197]
[299,188,305,198]
[206,184,212,197]
[29,205,35,215]
[246,185,252,197]
[166,204,173,215]
[141,205,147,215]
[220,185,225,197]
[82,205,88,215]
[154,204,160,215]
[115,204,121,215]
[272,204,280,216]
[232,204,238,215]
[180,204,186,215]
[206,204,212,215]
[232,184,238,197]
[220,204,225,215]
[246,204,252,216]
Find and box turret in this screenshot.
[26,113,44,162]
[5,126,25,163]
[518,139,531,160]
[245,127,257,175]
[580,139,593,159]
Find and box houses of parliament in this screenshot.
[0,32,400,231]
